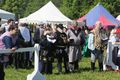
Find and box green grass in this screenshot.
[5,58,120,80]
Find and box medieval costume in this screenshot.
[66,21,85,72]
[18,24,33,69]
[34,25,44,43]
[88,21,104,71]
[55,25,69,74]
[40,24,55,74]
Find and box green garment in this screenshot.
[82,35,91,57]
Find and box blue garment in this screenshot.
[3,36,13,49]
[0,35,13,80]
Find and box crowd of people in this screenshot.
[0,18,120,80]
[34,21,85,74]
[0,19,34,80]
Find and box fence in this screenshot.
[0,44,45,80]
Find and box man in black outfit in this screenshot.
[55,24,69,74]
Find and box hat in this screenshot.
[57,24,63,30]
[114,28,120,34]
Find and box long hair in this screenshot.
[93,21,102,49]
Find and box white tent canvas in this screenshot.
[116,15,120,21]
[20,1,71,24]
[0,9,15,20]
[19,17,28,23]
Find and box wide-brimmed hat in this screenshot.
[57,24,63,30]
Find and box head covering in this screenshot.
[114,28,120,34]
[57,24,63,30]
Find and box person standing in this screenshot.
[17,23,33,69]
[88,21,103,71]
[55,24,69,74]
[1,19,14,32]
[34,24,44,43]
[66,21,85,72]
[112,28,120,71]
[0,25,18,80]
[40,24,55,74]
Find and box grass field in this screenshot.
[5,58,120,80]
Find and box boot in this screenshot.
[74,60,79,71]
[58,63,62,74]
[91,62,95,71]
[64,62,69,73]
[99,63,103,71]
[69,62,74,72]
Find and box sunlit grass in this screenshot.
[5,58,120,80]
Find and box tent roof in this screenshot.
[77,15,85,22]
[86,3,120,27]
[77,3,120,28]
[0,9,14,15]
[24,1,71,23]
[0,9,15,20]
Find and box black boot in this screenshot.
[74,60,79,71]
[64,62,69,73]
[91,62,95,71]
[58,63,62,74]
[99,63,103,71]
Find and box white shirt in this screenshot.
[19,26,30,42]
[88,32,95,51]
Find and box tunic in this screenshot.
[67,28,85,62]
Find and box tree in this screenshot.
[71,0,81,19]
[24,0,45,17]
[1,0,29,19]
[0,0,119,20]
[60,0,73,19]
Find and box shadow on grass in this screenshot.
[74,67,91,73]
[80,67,91,72]
[53,67,92,75]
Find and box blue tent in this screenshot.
[86,3,120,28]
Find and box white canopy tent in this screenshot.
[19,1,72,24]
[116,15,120,21]
[19,17,28,23]
[0,9,15,20]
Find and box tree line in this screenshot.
[0,0,120,20]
